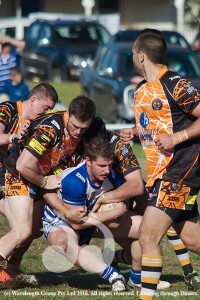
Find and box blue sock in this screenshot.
[129,268,141,284]
[99,265,120,282]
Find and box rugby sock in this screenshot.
[99,265,120,282]
[113,249,129,265]
[140,254,163,300]
[7,241,32,268]
[167,230,193,276]
[129,268,141,284]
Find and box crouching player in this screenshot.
[42,137,128,291]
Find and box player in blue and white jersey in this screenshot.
[43,136,127,292]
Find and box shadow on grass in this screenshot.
[25,268,184,290]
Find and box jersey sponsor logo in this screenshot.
[167,196,180,202]
[140,112,149,128]
[120,145,128,156]
[10,185,21,190]
[41,134,51,142]
[183,83,195,95]
[171,183,182,193]
[29,138,46,155]
[110,134,118,143]
[76,172,86,183]
[169,75,181,81]
[152,98,163,111]
[51,120,60,130]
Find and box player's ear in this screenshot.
[29,95,37,105]
[85,156,91,167]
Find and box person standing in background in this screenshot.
[0,37,25,99]
[1,67,30,101]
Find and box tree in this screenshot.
[184,0,200,30]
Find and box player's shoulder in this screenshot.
[135,79,146,91]
[61,161,87,184]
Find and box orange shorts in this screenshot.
[4,170,38,199]
[148,180,199,223]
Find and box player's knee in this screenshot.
[139,227,160,250]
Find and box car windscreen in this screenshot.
[55,24,111,45]
[166,51,200,77]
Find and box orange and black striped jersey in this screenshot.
[134,65,200,188]
[0,101,25,163]
[24,111,78,175]
[51,132,141,177]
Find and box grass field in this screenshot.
[0,81,199,299]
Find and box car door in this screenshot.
[91,47,119,121]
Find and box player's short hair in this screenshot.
[84,136,115,161]
[69,95,96,122]
[10,67,22,77]
[134,28,167,64]
[82,116,108,143]
[27,83,58,104]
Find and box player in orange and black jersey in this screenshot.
[121,28,200,298]
[0,95,95,287]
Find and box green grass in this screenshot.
[28,81,81,108]
[0,81,199,299]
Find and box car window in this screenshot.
[55,25,95,44]
[94,25,111,44]
[166,51,200,77]
[164,33,190,49]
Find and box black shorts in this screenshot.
[147,180,199,223]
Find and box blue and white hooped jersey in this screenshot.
[43,160,125,223]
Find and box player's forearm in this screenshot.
[102,180,144,204]
[42,190,63,211]
[72,207,125,230]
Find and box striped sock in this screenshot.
[167,230,193,276]
[99,265,120,282]
[140,254,163,300]
[129,268,141,284]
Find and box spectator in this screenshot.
[0,37,25,94]
[1,67,30,102]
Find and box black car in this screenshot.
[20,18,112,82]
[80,42,200,123]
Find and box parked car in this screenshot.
[20,18,112,82]
[111,29,192,50]
[80,42,200,123]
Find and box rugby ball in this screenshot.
[98,203,117,212]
